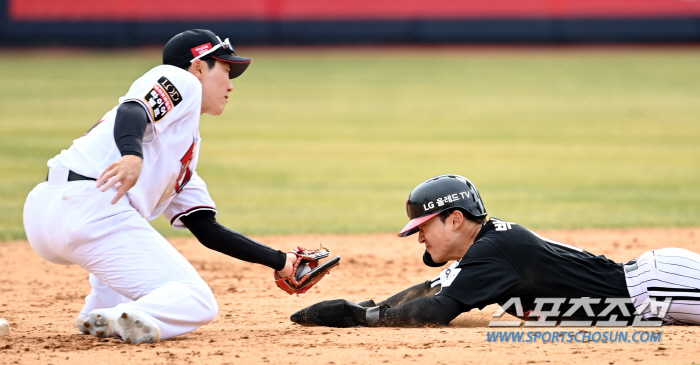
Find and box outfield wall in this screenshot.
[1,0,699,46]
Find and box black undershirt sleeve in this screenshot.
[377,280,441,307]
[114,101,149,158]
[180,210,288,271]
[373,295,466,327]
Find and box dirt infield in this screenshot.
[1,228,700,365]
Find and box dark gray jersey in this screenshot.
[376,218,632,326]
[437,218,629,319]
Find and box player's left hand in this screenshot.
[96,155,143,204]
[274,246,340,295]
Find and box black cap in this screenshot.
[163,29,251,79]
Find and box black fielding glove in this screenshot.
[291,299,368,328]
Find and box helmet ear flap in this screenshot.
[423,250,448,267]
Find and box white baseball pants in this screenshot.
[23,169,218,339]
[625,248,700,324]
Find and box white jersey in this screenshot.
[47,64,215,227]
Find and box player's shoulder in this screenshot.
[465,218,534,254]
[123,65,202,121]
[130,65,201,96]
[129,65,202,99]
[479,217,530,238]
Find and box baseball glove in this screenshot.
[274,246,340,295]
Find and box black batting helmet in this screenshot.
[398,174,487,238]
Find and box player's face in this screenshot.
[417,215,459,262]
[200,60,234,116]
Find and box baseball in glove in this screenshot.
[274,246,340,295]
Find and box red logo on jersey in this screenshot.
[191,43,212,58]
[175,139,196,194]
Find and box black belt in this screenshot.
[46,170,97,182]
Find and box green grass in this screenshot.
[1,47,699,240]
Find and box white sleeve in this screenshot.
[120,65,202,141]
[163,172,217,229]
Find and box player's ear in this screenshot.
[450,210,465,230]
[188,59,206,81]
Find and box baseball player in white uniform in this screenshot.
[23,29,309,344]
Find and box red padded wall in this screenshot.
[10,0,700,21]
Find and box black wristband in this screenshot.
[365,304,390,327]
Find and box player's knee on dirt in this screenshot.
[191,282,218,324]
[201,295,218,324]
[156,280,218,326]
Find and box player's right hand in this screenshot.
[96,155,143,204]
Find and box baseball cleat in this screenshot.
[114,311,161,344]
[84,309,161,344]
[75,314,90,334]
[84,310,117,338]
